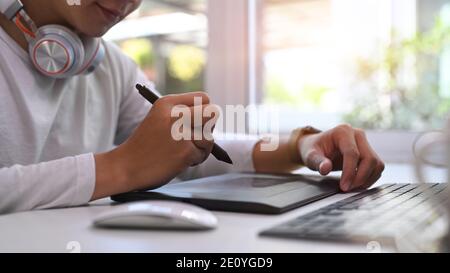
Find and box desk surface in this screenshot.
[0,164,446,253]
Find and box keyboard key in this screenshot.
[392,183,419,193]
[324,210,344,216]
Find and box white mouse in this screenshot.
[93,200,218,230]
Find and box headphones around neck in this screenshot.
[0,0,104,78]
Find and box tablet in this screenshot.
[111,173,341,214]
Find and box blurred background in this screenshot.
[104,0,207,94]
[104,0,450,162]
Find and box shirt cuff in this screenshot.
[216,134,260,173]
[72,153,96,206]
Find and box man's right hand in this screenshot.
[92,92,219,200]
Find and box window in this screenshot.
[106,0,450,163]
[262,0,450,131]
[104,0,207,95]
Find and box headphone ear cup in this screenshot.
[77,37,105,75]
[29,25,85,78]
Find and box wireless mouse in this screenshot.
[93,200,218,230]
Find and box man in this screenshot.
[0,0,384,214]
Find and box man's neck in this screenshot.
[0,0,64,51]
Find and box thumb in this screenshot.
[304,149,333,176]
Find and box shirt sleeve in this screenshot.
[0,153,95,214]
[114,64,152,145]
[176,136,260,181]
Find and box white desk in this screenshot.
[0,164,446,253]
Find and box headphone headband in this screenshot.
[0,0,23,20]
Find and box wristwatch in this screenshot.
[288,126,322,164]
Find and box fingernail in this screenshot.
[319,162,325,175]
[342,181,351,191]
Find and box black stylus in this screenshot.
[136,84,233,165]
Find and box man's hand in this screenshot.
[298,124,385,192]
[92,92,219,200]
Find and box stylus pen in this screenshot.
[136,84,233,165]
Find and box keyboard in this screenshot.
[260,183,449,245]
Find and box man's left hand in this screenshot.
[298,124,385,192]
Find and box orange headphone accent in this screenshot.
[14,13,35,39]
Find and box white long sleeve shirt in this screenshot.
[0,27,258,214]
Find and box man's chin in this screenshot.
[79,27,111,38]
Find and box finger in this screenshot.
[188,104,220,129]
[192,135,215,153]
[204,104,220,136]
[347,157,376,191]
[189,105,219,142]
[336,128,360,191]
[305,149,333,176]
[172,104,218,142]
[350,131,380,190]
[165,92,210,107]
[190,119,215,156]
[187,142,210,166]
[369,163,384,186]
[354,164,383,191]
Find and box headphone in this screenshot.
[0,0,105,78]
